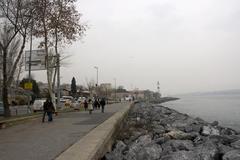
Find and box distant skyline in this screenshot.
[27,0,240,95]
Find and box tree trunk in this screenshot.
[2,48,11,117]
[42,0,56,109]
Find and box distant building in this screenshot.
[100,83,112,90]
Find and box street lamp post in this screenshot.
[94,66,98,86]
[94,66,98,97]
[114,78,116,102]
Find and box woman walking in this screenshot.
[88,99,93,114]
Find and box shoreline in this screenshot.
[103,102,240,160]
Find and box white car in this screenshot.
[77,97,86,103]
[32,99,46,112]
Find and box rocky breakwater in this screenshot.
[103,102,240,160]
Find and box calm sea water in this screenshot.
[163,91,240,131]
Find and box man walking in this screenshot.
[42,99,48,123]
[100,98,106,113]
[43,98,55,122]
[47,99,55,122]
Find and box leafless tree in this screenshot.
[0,0,33,116]
[32,0,87,108]
[85,78,95,97]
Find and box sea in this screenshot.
[163,90,240,132]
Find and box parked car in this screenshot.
[64,99,73,107]
[31,99,46,112]
[77,97,86,103]
[0,101,4,116]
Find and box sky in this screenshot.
[30,0,240,95]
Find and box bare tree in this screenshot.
[33,0,87,108]
[0,0,33,116]
[85,78,95,97]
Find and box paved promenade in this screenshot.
[0,103,128,160]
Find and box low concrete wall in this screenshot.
[55,103,132,160]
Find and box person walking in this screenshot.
[42,99,48,123]
[97,98,101,109]
[46,98,55,122]
[83,99,88,111]
[100,98,106,113]
[93,99,97,110]
[88,99,93,114]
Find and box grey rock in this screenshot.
[162,140,194,153]
[208,135,233,145]
[201,125,220,136]
[194,141,220,160]
[128,135,152,153]
[221,128,238,135]
[104,141,127,160]
[164,130,192,140]
[218,144,233,155]
[154,136,171,145]
[231,140,240,149]
[135,143,162,160]
[223,150,240,160]
[161,151,200,160]
[153,125,165,134]
[211,121,219,126]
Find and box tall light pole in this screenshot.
[114,78,116,102]
[94,66,98,97]
[94,66,98,86]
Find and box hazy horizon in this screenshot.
[26,0,240,95]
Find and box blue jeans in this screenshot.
[47,112,53,122]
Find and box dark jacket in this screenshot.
[44,100,55,113]
[100,99,106,106]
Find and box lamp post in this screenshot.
[114,78,116,102]
[94,66,98,97]
[94,66,98,86]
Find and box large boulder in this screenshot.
[194,141,220,160]
[105,141,127,160]
[164,130,192,140]
[218,144,233,155]
[223,150,240,160]
[126,135,152,156]
[161,151,200,160]
[153,125,166,135]
[162,140,194,153]
[201,125,220,136]
[135,143,162,160]
[231,140,240,149]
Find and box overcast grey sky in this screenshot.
[32,0,240,95]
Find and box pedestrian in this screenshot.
[83,99,88,111]
[88,99,93,114]
[42,99,48,123]
[100,98,106,113]
[43,98,55,122]
[97,98,101,109]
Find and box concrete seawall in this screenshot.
[55,103,132,160]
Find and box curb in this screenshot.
[0,108,78,129]
[55,103,132,160]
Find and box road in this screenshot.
[0,102,129,160]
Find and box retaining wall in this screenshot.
[55,103,132,160]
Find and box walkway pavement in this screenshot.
[0,103,129,160]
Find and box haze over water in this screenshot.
[164,90,240,131]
